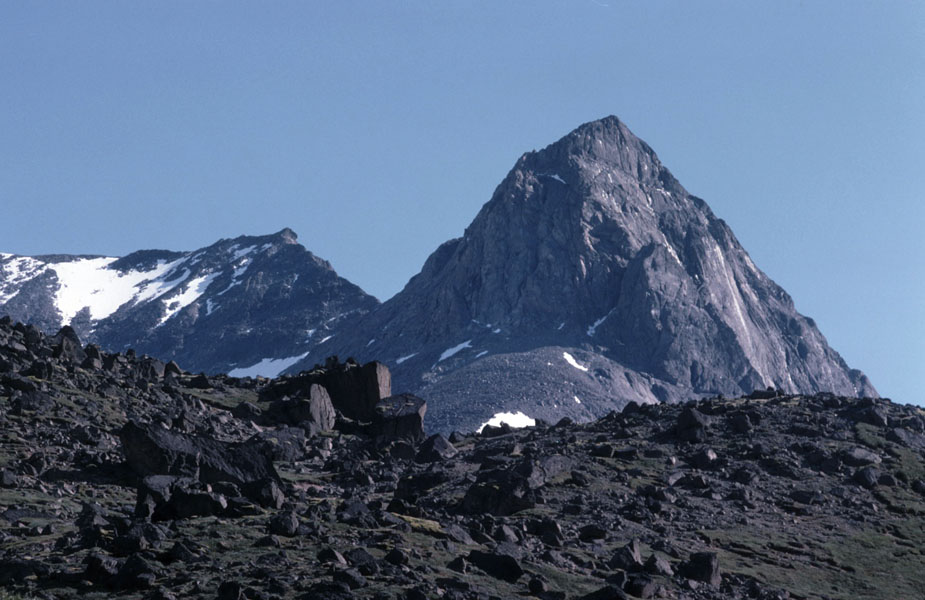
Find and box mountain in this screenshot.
[0,316,922,600]
[289,116,876,432]
[0,228,377,375]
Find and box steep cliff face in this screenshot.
[292,116,875,432]
[0,229,378,375]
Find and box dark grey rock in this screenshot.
[415,433,457,463]
[680,552,721,586]
[467,549,524,582]
[120,421,280,503]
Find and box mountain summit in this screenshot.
[291,116,876,432]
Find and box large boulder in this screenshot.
[51,325,86,364]
[262,359,391,421]
[135,475,227,521]
[264,383,335,432]
[368,394,426,442]
[119,422,280,505]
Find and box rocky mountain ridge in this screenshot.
[290,116,876,432]
[0,317,922,599]
[0,228,377,376]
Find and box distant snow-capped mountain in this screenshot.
[0,228,377,375]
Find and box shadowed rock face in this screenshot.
[292,116,876,432]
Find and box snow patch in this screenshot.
[476,411,536,433]
[157,272,219,325]
[574,395,581,404]
[0,256,48,304]
[557,322,565,330]
[134,263,191,303]
[475,350,489,358]
[228,351,309,379]
[230,244,257,261]
[492,328,501,334]
[439,340,472,362]
[53,256,188,324]
[318,335,333,344]
[396,353,417,365]
[366,339,376,347]
[563,351,589,372]
[538,173,567,185]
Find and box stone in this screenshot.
[576,585,629,600]
[384,548,408,566]
[579,524,608,542]
[609,539,643,571]
[842,447,881,467]
[676,407,709,442]
[680,552,721,586]
[332,567,367,589]
[268,510,300,537]
[231,401,263,421]
[217,581,247,600]
[52,326,86,364]
[135,475,227,521]
[644,553,674,576]
[625,574,657,598]
[369,394,427,442]
[415,433,457,463]
[854,466,881,489]
[467,549,524,582]
[265,384,335,431]
[318,547,348,565]
[120,421,280,505]
[344,547,379,576]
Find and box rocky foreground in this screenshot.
[0,317,923,600]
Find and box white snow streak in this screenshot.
[228,351,310,379]
[395,353,417,365]
[563,352,589,372]
[439,340,472,362]
[158,272,220,325]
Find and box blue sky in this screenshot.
[1,1,922,405]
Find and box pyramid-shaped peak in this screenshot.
[543,115,649,157]
[274,227,299,244]
[512,115,670,194]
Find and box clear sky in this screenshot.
[1,2,922,405]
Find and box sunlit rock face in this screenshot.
[292,116,876,433]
